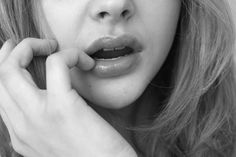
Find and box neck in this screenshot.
[87,98,139,127]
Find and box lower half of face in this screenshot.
[40,0,181,109]
[70,47,169,109]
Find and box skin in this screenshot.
[0,0,181,156]
[38,0,181,109]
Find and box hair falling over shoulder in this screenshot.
[136,0,236,157]
[0,0,235,157]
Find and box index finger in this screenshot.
[46,48,95,95]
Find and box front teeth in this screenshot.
[103,46,126,52]
[103,48,114,51]
[115,46,125,50]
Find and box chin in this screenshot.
[82,83,147,109]
[89,94,137,109]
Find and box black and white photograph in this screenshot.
[0,0,235,157]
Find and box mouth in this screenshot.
[85,34,143,60]
[84,34,143,78]
[90,46,134,60]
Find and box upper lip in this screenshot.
[85,34,143,56]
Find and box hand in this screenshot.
[0,38,137,157]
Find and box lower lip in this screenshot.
[91,53,141,78]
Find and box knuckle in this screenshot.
[17,38,33,53]
[20,38,34,46]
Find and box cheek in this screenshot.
[138,0,181,40]
[40,1,85,50]
[148,3,180,65]
[141,3,180,72]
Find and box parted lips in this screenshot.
[85,34,143,60]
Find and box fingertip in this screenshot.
[77,51,96,71]
[84,56,95,71]
[47,39,58,53]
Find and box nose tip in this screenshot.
[89,0,135,23]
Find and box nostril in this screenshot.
[98,11,109,18]
[99,10,130,19]
[121,10,129,18]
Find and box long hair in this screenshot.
[0,0,46,156]
[134,0,236,157]
[0,0,47,90]
[0,0,235,157]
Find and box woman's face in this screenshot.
[38,0,181,109]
